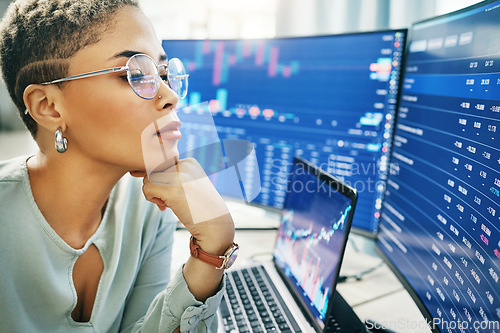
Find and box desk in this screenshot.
[172,228,432,333]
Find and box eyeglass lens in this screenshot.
[127,54,188,100]
[128,55,160,99]
[167,58,188,99]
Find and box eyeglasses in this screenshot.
[41,53,189,100]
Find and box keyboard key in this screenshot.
[264,323,278,331]
[247,314,258,322]
[278,323,290,330]
[269,305,279,312]
[275,315,286,323]
[223,320,235,331]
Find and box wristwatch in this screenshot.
[189,236,239,270]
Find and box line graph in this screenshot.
[275,205,351,317]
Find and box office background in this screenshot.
[0,0,484,133]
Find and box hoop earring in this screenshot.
[55,127,68,153]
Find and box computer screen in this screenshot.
[273,157,357,330]
[377,1,500,332]
[162,29,406,234]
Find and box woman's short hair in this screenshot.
[0,0,139,138]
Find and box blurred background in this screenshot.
[0,0,483,138]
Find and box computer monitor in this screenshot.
[377,1,500,332]
[163,29,406,235]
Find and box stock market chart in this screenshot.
[378,1,500,332]
[163,31,405,234]
[273,159,354,327]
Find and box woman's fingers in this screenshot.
[149,197,168,211]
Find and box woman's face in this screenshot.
[59,6,180,173]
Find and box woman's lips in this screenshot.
[155,120,182,141]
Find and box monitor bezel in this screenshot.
[375,1,500,333]
[406,0,499,30]
[163,28,407,43]
[271,156,358,332]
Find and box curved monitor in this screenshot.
[163,29,406,235]
[377,1,500,332]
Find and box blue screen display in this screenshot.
[162,30,405,234]
[377,1,500,332]
[273,159,353,329]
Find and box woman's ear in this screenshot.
[23,84,65,131]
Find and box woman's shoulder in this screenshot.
[0,156,32,226]
[0,155,29,183]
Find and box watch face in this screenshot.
[225,246,239,269]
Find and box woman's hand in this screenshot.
[131,158,235,302]
[131,158,235,252]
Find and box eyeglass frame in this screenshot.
[39,53,189,100]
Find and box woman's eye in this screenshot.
[119,75,128,81]
[129,73,144,79]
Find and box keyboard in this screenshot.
[219,265,302,333]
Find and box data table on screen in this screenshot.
[378,2,500,332]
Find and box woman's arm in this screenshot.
[124,158,235,332]
[140,158,235,301]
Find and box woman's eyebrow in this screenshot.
[109,50,168,62]
[111,50,142,59]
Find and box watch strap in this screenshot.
[189,236,238,269]
[190,236,224,268]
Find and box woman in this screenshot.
[0,0,236,332]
